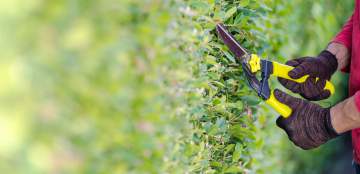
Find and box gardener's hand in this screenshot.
[274,89,338,150]
[278,50,338,101]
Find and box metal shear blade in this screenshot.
[216,23,270,99]
[216,24,250,63]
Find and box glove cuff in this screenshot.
[324,108,339,138]
[318,50,339,75]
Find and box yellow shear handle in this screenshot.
[272,62,335,95]
[265,91,292,118]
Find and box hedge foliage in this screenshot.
[169,0,353,173]
[168,0,296,173]
[0,0,353,173]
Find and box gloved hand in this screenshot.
[274,89,338,150]
[278,50,338,101]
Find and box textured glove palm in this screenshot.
[278,50,338,101]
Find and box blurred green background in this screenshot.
[0,0,354,173]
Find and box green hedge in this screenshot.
[167,0,295,173]
[168,0,353,173]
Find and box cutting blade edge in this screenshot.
[216,23,249,63]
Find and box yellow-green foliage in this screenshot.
[168,0,294,173]
[169,0,353,173]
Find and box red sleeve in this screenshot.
[332,14,353,51]
[354,91,360,113]
[332,14,354,72]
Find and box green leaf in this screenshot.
[224,144,235,154]
[240,95,261,106]
[205,55,218,65]
[210,161,222,168]
[216,117,226,128]
[225,7,237,20]
[225,165,243,173]
[232,143,243,162]
[208,124,219,135]
[239,0,250,7]
[227,101,244,110]
[212,81,226,88]
[230,125,252,140]
[212,98,221,105]
[190,0,211,12]
[223,51,236,63]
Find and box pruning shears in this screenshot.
[216,24,335,118]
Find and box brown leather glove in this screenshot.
[274,89,338,150]
[278,50,338,101]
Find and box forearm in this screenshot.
[326,42,350,70]
[330,92,360,133]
